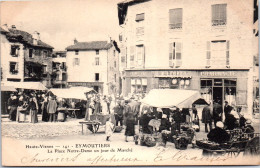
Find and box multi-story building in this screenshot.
[117,0,258,116]
[1,26,25,82]
[1,25,54,87]
[66,40,120,95]
[52,51,67,88]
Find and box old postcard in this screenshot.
[1,0,259,166]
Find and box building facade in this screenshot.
[1,25,54,88]
[117,0,258,116]
[66,40,120,95]
[52,51,67,88]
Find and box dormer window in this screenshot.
[135,13,144,22]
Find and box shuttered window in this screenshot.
[73,58,80,66]
[208,40,230,67]
[169,8,183,29]
[135,13,145,22]
[212,4,227,26]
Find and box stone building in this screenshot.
[66,40,120,95]
[117,0,258,117]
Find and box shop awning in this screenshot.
[1,85,17,92]
[48,87,96,100]
[1,81,47,90]
[141,89,208,108]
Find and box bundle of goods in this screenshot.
[173,135,190,150]
[180,123,190,131]
[135,134,157,147]
[196,140,221,150]
[161,130,172,145]
[114,126,123,133]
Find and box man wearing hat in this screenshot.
[224,101,233,119]
[207,121,230,144]
[114,100,124,126]
[8,94,18,121]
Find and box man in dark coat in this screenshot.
[207,121,230,144]
[224,112,237,130]
[173,108,182,132]
[8,94,18,121]
[202,104,212,132]
[114,101,124,126]
[140,110,152,134]
[213,100,223,128]
[224,101,233,119]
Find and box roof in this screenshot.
[4,28,53,49]
[66,41,113,51]
[0,27,8,33]
[117,0,151,25]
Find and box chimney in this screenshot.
[2,24,9,32]
[11,25,16,29]
[74,38,78,44]
[33,31,40,45]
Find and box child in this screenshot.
[105,117,114,141]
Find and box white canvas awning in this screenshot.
[48,87,96,100]
[1,85,17,92]
[1,82,47,90]
[141,89,208,108]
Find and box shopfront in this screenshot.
[124,69,249,108]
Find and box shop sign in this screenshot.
[200,71,236,77]
[153,71,192,78]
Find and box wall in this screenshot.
[66,49,108,94]
[124,0,254,69]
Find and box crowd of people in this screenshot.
[202,100,255,144]
[6,90,114,123]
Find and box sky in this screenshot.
[0,0,123,50]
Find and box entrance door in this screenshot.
[213,87,223,105]
[94,86,99,93]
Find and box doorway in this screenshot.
[213,87,223,105]
[94,86,99,93]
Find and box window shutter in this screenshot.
[206,41,211,66]
[15,63,18,71]
[169,43,173,60]
[176,42,182,67]
[226,40,230,65]
[130,46,135,67]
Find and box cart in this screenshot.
[79,114,116,134]
[196,131,260,156]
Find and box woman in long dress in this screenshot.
[41,97,49,122]
[29,97,38,123]
[124,100,135,142]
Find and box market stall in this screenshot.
[1,81,47,90]
[136,89,208,148]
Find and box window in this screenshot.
[43,51,47,58]
[95,57,100,66]
[136,27,144,36]
[114,61,116,68]
[75,50,79,55]
[135,13,144,22]
[9,62,18,74]
[130,46,135,68]
[207,40,229,67]
[43,65,47,74]
[136,45,145,68]
[114,74,116,82]
[169,42,182,68]
[96,50,99,55]
[73,58,80,66]
[131,78,147,94]
[95,73,99,81]
[113,50,116,57]
[121,56,126,63]
[10,45,19,57]
[119,34,123,41]
[61,62,66,69]
[212,4,227,26]
[169,8,183,29]
[29,49,33,58]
